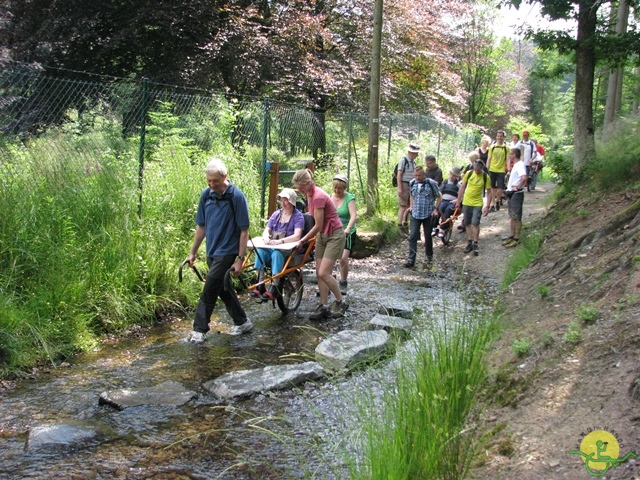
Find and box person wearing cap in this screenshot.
[520,130,538,187]
[437,167,462,238]
[250,188,305,301]
[457,159,492,256]
[186,158,253,344]
[293,168,349,320]
[397,143,420,233]
[331,174,357,295]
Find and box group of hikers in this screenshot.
[185,159,357,343]
[184,130,542,343]
[396,129,543,266]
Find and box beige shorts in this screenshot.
[315,228,345,261]
[398,182,410,207]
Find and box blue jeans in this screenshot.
[193,255,247,333]
[254,248,286,276]
[408,216,435,264]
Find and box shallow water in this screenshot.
[0,268,482,479]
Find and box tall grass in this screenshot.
[0,109,261,374]
[347,301,496,479]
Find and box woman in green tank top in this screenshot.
[330,174,357,295]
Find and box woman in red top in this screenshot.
[293,169,349,320]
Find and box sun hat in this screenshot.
[277,188,297,205]
[450,166,462,176]
[333,173,349,185]
[407,142,420,153]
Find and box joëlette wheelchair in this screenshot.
[179,213,316,314]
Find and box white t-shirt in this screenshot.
[508,161,527,191]
[521,140,537,167]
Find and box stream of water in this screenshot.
[0,269,481,479]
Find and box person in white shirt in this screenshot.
[520,130,538,186]
[502,148,528,248]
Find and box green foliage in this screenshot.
[536,284,550,298]
[348,303,496,479]
[0,101,259,374]
[502,229,545,288]
[564,321,582,344]
[590,119,640,190]
[540,332,555,347]
[511,338,531,357]
[543,146,574,186]
[575,302,599,323]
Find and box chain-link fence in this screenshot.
[0,64,480,222]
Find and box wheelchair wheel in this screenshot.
[442,225,453,245]
[276,269,304,313]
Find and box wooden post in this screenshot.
[268,162,280,217]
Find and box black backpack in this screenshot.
[392,156,409,187]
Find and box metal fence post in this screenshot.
[436,121,442,158]
[387,114,393,165]
[261,97,270,221]
[137,77,148,218]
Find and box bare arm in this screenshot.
[345,200,357,233]
[231,228,249,275]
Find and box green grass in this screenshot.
[575,302,599,323]
[512,338,531,357]
[564,322,582,344]
[347,300,496,480]
[501,229,545,288]
[536,284,550,298]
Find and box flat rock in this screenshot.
[26,422,112,453]
[204,361,324,399]
[350,231,383,259]
[369,313,413,336]
[99,380,196,410]
[377,300,413,318]
[315,329,389,372]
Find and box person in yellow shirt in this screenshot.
[457,160,493,256]
[486,130,509,212]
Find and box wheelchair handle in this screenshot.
[178,259,206,283]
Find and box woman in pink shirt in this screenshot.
[293,169,349,320]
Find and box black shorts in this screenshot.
[345,231,356,251]
[489,172,506,190]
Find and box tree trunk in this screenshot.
[366,0,383,215]
[573,0,599,173]
[604,0,629,129]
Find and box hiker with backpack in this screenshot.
[403,166,442,268]
[521,130,538,190]
[457,160,493,256]
[395,142,420,234]
[486,130,509,212]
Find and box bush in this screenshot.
[575,302,599,323]
[512,338,531,357]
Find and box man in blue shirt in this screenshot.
[404,166,442,268]
[186,158,253,343]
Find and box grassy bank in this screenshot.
[346,298,497,479]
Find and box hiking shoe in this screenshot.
[501,236,515,245]
[229,319,253,336]
[309,305,331,321]
[504,238,520,248]
[339,280,348,295]
[457,223,465,231]
[431,228,438,237]
[489,206,496,213]
[403,261,415,268]
[463,243,473,254]
[473,243,479,256]
[438,230,445,238]
[261,285,278,301]
[187,331,206,344]
[331,300,349,318]
[496,202,500,211]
